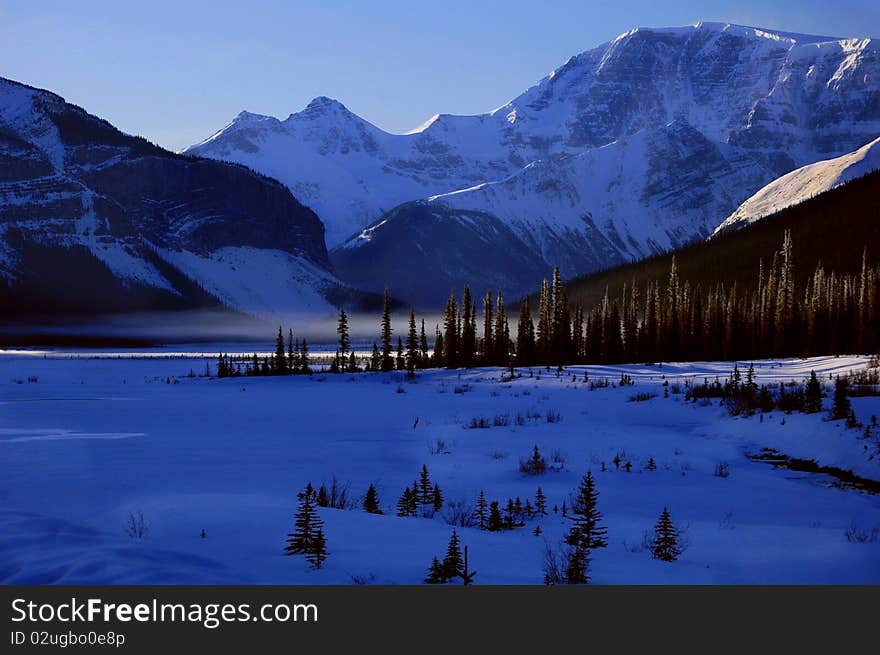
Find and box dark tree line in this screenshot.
[230,232,877,375]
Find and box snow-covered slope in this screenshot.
[188,22,880,302]
[715,136,880,234]
[0,77,361,319]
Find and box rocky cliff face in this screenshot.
[0,77,358,319]
[188,23,880,304]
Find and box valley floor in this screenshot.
[1,353,878,584]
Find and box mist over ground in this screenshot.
[0,309,447,348]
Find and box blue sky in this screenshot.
[1,0,877,151]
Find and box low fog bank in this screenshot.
[1,309,447,348]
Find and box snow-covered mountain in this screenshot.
[0,77,369,319]
[715,136,880,234]
[187,22,880,304]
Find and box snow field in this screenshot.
[1,354,878,584]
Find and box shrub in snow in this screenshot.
[124,510,148,539]
[844,520,879,543]
[714,462,731,478]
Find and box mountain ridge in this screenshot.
[0,75,371,320]
[186,21,880,306]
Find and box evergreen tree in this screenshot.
[306,529,327,569]
[565,471,608,549]
[517,298,535,366]
[443,293,458,368]
[494,291,510,366]
[337,308,350,359]
[433,325,444,367]
[419,319,429,368]
[432,483,444,512]
[442,529,464,580]
[832,376,851,420]
[299,338,310,374]
[461,285,475,368]
[396,336,405,371]
[285,483,324,558]
[418,464,432,506]
[396,488,416,517]
[488,501,504,531]
[651,507,682,562]
[381,289,393,372]
[482,291,494,364]
[564,544,590,584]
[274,327,287,374]
[425,557,446,584]
[370,342,381,372]
[347,351,358,373]
[475,490,489,530]
[288,329,295,373]
[805,370,823,413]
[316,484,329,507]
[535,487,547,515]
[363,483,382,514]
[406,308,419,371]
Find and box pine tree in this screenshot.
[419,319,429,368]
[337,308,350,359]
[832,376,851,420]
[370,342,381,372]
[285,483,324,557]
[651,507,682,562]
[475,490,489,530]
[381,289,393,372]
[517,298,535,366]
[442,529,464,580]
[316,484,329,508]
[535,487,547,515]
[432,483,444,512]
[396,336,405,371]
[347,351,358,373]
[488,501,503,531]
[287,329,295,373]
[495,291,510,366]
[564,544,590,584]
[433,325,444,367]
[396,488,415,517]
[805,370,823,413]
[504,498,517,529]
[406,308,418,372]
[565,471,608,549]
[482,290,494,365]
[299,338,310,374]
[418,465,432,506]
[425,557,446,584]
[305,528,327,569]
[363,483,382,514]
[274,327,287,374]
[443,293,458,368]
[461,285,475,368]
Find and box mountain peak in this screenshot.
[233,110,273,123]
[617,21,842,45]
[302,95,349,114]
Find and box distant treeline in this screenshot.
[219,230,879,377]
